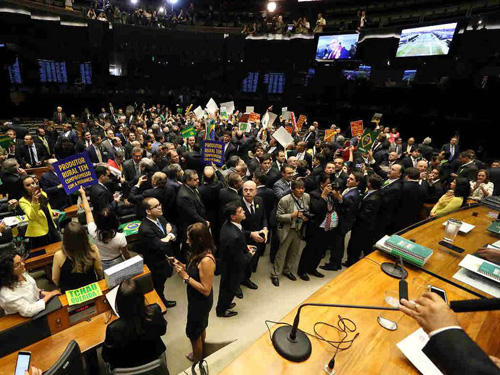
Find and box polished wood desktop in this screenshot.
[220,205,500,374]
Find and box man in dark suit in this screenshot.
[373,163,404,237]
[184,144,204,176]
[395,167,428,231]
[247,144,264,174]
[488,163,500,196]
[344,174,383,267]
[15,134,46,168]
[258,154,280,189]
[454,151,479,182]
[218,172,243,222]
[0,159,25,200]
[58,123,79,144]
[241,181,267,283]
[216,201,255,318]
[272,150,287,172]
[321,172,362,271]
[86,135,105,166]
[401,147,421,169]
[75,131,93,153]
[440,136,460,161]
[137,197,177,308]
[330,158,349,190]
[40,159,70,210]
[199,166,224,243]
[400,292,500,375]
[288,141,313,170]
[34,127,54,157]
[52,106,67,124]
[122,146,143,183]
[176,169,208,247]
[88,166,120,214]
[273,164,294,200]
[424,167,445,203]
[222,131,237,161]
[303,126,317,149]
[253,171,275,223]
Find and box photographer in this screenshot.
[298,173,335,280]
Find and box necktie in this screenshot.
[156,220,165,235]
[31,146,38,164]
[28,146,35,165]
[324,197,336,231]
[250,203,255,215]
[58,113,62,122]
[96,147,103,163]
[383,180,390,187]
[40,137,49,153]
[135,163,140,177]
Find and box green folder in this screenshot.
[384,235,434,266]
[478,262,500,281]
[487,221,500,236]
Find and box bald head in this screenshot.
[203,166,215,179]
[242,180,257,203]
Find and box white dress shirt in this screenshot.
[0,273,45,317]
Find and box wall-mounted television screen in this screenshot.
[315,34,359,61]
[342,65,371,80]
[396,22,458,58]
[402,69,417,82]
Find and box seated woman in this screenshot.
[79,187,130,270]
[19,175,61,248]
[172,223,216,363]
[102,278,168,371]
[469,169,494,201]
[52,221,104,292]
[0,249,60,317]
[430,177,471,217]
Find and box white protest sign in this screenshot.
[282,111,291,121]
[273,126,295,148]
[205,98,219,115]
[245,106,254,114]
[193,106,204,119]
[262,112,278,129]
[220,101,235,114]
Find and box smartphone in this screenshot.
[429,285,448,302]
[15,351,31,375]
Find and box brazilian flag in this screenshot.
[358,129,377,153]
[0,134,14,149]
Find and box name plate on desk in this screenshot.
[65,283,103,306]
[68,302,97,325]
[105,255,143,289]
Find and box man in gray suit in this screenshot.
[271,179,310,287]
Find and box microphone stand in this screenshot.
[272,302,399,362]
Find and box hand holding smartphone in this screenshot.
[15,351,31,375]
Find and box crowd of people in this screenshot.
[0,102,499,371]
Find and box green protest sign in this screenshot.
[65,282,103,306]
[358,129,377,153]
[0,134,14,149]
[181,126,196,138]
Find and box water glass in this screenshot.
[443,218,461,243]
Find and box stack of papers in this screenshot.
[397,328,444,375]
[375,235,433,267]
[452,254,500,297]
[441,220,475,234]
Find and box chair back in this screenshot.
[111,356,167,375]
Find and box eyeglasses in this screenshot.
[150,203,162,209]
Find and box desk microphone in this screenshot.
[450,298,500,312]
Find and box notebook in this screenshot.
[375,235,433,267]
[487,221,500,236]
[458,254,500,285]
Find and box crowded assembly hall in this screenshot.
[1,0,500,374]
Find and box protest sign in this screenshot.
[249,112,260,123]
[262,112,277,129]
[239,114,250,123]
[220,107,228,120]
[220,101,235,114]
[358,129,378,153]
[0,134,14,149]
[193,106,204,119]
[239,123,251,133]
[324,129,338,142]
[350,120,364,137]
[206,98,219,115]
[181,126,196,138]
[273,127,294,148]
[282,111,291,121]
[371,113,383,123]
[119,220,141,237]
[282,107,288,113]
[65,282,102,306]
[285,126,293,134]
[53,152,97,195]
[245,106,254,114]
[296,115,307,131]
[201,140,224,167]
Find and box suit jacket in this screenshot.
[376,179,403,235]
[40,171,70,210]
[219,187,241,219]
[137,216,177,274]
[58,130,79,144]
[262,167,281,189]
[123,159,141,182]
[52,111,67,124]
[257,186,275,225]
[129,185,176,223]
[276,192,310,242]
[303,131,317,149]
[352,190,382,233]
[425,180,444,203]
[457,162,479,181]
[0,172,24,200]
[273,178,292,201]
[19,193,56,237]
[288,150,313,169]
[86,145,106,165]
[101,139,114,154]
[389,143,404,158]
[305,189,329,234]
[176,185,207,233]
[15,143,47,168]
[199,175,224,228]
[488,167,500,196]
[34,136,54,157]
[401,157,419,169]
[241,196,268,234]
[423,328,500,375]
[331,171,349,191]
[184,152,204,176]
[395,181,428,230]
[88,183,118,214]
[223,142,237,161]
[440,143,460,160]
[335,188,361,235]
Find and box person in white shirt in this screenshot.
[313,13,326,33]
[0,250,60,317]
[469,169,494,200]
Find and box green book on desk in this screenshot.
[478,262,500,282]
[487,221,500,236]
[384,235,434,266]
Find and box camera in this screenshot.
[330,181,342,191]
[300,210,313,220]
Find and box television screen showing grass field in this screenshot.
[396,23,458,57]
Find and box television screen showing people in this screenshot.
[396,22,458,58]
[316,34,359,61]
[342,65,371,80]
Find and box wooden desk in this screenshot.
[379,205,500,297]
[0,289,165,373]
[63,204,79,219]
[220,259,500,374]
[25,166,50,182]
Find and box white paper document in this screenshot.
[272,126,294,148]
[458,254,500,284]
[205,98,219,114]
[397,328,444,375]
[245,106,254,114]
[442,220,475,233]
[453,268,500,297]
[220,101,235,114]
[2,216,20,227]
[105,286,120,317]
[193,106,204,119]
[262,111,277,129]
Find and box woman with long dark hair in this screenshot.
[172,222,216,362]
[79,187,130,269]
[52,221,104,292]
[19,175,61,248]
[102,278,168,372]
[430,177,471,217]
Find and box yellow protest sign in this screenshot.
[65,282,102,306]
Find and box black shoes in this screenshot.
[241,279,258,290]
[320,263,340,271]
[235,288,244,299]
[164,300,177,308]
[310,270,325,278]
[342,261,355,268]
[217,310,238,318]
[271,276,280,287]
[229,302,236,309]
[283,273,297,281]
[299,273,310,281]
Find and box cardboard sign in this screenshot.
[239,114,250,123]
[245,106,254,114]
[324,129,338,142]
[296,115,307,131]
[249,112,261,123]
[201,140,224,167]
[273,126,295,148]
[285,126,293,135]
[181,126,196,138]
[206,98,219,115]
[239,123,251,133]
[118,220,141,237]
[262,112,277,129]
[53,152,98,195]
[358,129,378,153]
[193,106,204,119]
[282,111,291,121]
[65,282,102,306]
[350,120,364,137]
[220,107,228,120]
[220,101,235,114]
[371,113,383,123]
